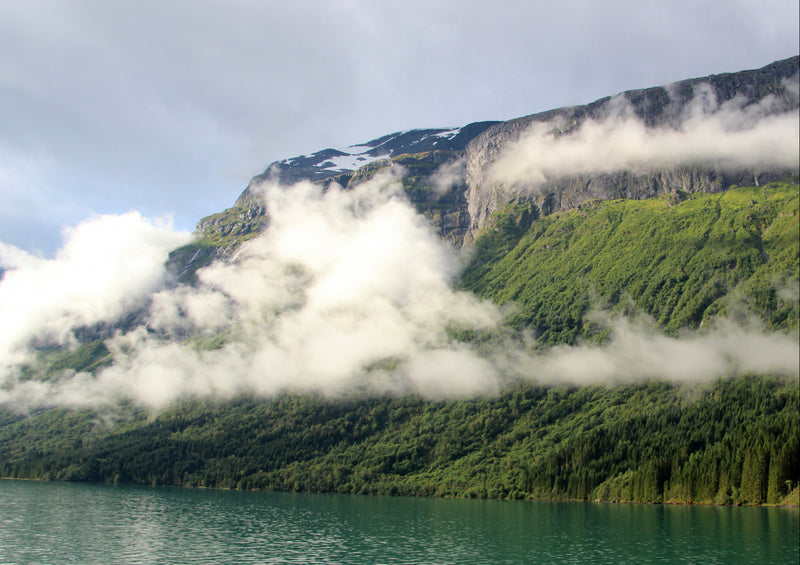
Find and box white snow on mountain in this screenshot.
[319,151,389,171]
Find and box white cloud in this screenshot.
[489,79,800,188]
[500,315,800,385]
[0,212,190,366]
[2,172,504,410]
[2,1,798,254]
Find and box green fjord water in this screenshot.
[0,480,797,564]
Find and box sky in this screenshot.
[1,0,798,256]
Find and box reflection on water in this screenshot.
[0,480,797,564]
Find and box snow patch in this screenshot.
[432,127,462,139]
[317,138,403,172]
[320,151,389,172]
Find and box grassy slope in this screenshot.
[462,180,799,344]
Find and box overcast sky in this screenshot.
[1,0,798,256]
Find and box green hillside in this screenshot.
[1,179,797,506]
[462,179,799,345]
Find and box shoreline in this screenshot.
[2,476,798,509]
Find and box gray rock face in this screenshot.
[461,56,799,240]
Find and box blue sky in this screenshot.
[1,0,798,255]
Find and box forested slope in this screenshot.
[0,377,796,505]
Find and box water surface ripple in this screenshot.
[0,480,797,564]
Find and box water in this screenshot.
[0,480,797,564]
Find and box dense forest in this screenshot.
[0,377,797,505]
[0,180,798,506]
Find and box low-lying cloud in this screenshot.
[489,77,800,187]
[0,213,190,365]
[500,315,799,385]
[0,170,797,412]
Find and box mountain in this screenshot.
[180,55,798,274]
[1,56,798,506]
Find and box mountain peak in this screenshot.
[236,122,500,201]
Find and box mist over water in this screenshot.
[0,82,798,411]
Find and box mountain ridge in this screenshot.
[194,55,798,264]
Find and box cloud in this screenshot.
[3,1,799,255]
[499,315,800,385]
[0,212,190,365]
[430,157,467,195]
[488,77,800,188]
[0,172,505,410]
[0,172,797,412]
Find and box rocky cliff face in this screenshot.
[187,56,798,263]
[461,56,799,240]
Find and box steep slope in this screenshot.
[2,178,798,505]
[463,56,799,238]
